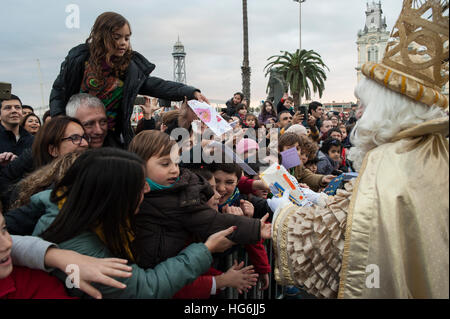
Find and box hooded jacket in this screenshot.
[49,43,199,146]
[133,168,261,269]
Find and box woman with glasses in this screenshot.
[0,116,89,211]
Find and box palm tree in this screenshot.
[264,49,329,106]
[241,0,251,106]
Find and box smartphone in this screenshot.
[265,123,275,129]
[298,106,308,118]
[0,82,12,100]
[220,107,228,113]
[134,96,146,105]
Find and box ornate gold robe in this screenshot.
[273,117,449,299]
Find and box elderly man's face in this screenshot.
[75,105,108,148]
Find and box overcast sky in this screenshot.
[0,0,404,110]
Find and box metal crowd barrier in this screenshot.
[223,239,285,300]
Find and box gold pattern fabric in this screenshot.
[273,117,449,299]
[339,117,449,299]
[272,181,354,298]
[362,0,449,108]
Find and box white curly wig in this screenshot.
[347,76,447,171]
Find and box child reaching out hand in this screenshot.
[128,130,271,270]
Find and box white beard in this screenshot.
[347,146,366,172]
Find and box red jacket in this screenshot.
[0,266,75,299]
[238,176,254,195]
[245,239,271,274]
[173,238,271,299]
[173,267,222,299]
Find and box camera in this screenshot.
[134,96,146,105]
[0,82,12,100]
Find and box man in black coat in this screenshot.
[0,94,34,167]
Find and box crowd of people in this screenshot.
[0,11,356,300]
[0,2,448,300]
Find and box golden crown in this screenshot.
[362,0,449,108]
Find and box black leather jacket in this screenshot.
[49,43,199,146]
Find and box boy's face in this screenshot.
[213,170,238,205]
[306,163,317,173]
[300,151,309,166]
[206,177,221,211]
[283,99,294,108]
[146,153,180,186]
[328,145,341,162]
[329,131,342,141]
[0,213,13,279]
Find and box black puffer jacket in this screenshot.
[133,168,261,269]
[50,43,199,146]
[0,148,34,211]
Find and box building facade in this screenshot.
[356,1,390,83]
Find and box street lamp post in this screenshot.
[293,0,306,52]
[293,0,306,107]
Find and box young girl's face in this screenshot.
[213,170,238,205]
[0,213,13,279]
[340,127,347,139]
[238,108,247,116]
[145,153,180,186]
[328,146,341,162]
[206,177,221,211]
[110,24,131,58]
[265,104,272,113]
[246,117,256,128]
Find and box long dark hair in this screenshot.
[32,116,84,168]
[40,148,145,260]
[86,12,133,80]
[261,101,276,117]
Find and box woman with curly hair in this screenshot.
[50,12,209,148]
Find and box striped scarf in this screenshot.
[218,187,240,211]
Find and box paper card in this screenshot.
[260,163,311,207]
[280,147,301,170]
[187,100,232,137]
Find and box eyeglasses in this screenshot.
[61,134,91,145]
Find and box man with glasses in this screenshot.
[66,93,110,149]
[0,95,34,167]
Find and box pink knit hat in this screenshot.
[236,138,259,155]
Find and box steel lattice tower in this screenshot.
[172,37,186,84]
